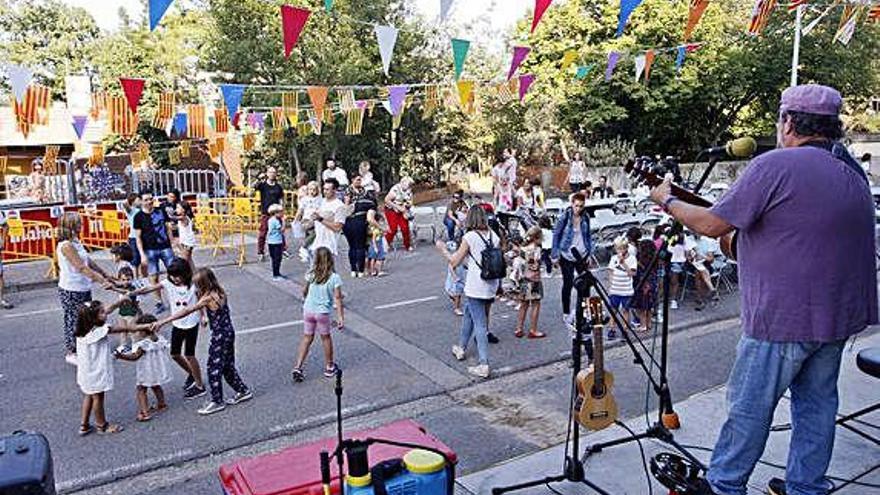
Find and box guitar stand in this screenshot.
[492,284,610,495]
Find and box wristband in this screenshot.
[662,196,678,213]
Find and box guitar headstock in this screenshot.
[587,296,604,327]
[623,160,712,208]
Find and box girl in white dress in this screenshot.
[114,314,172,422]
[75,299,140,436]
[175,203,197,269]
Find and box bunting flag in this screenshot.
[119,78,146,114]
[44,146,60,171]
[282,91,298,113]
[834,5,861,45]
[109,95,139,137]
[575,64,594,80]
[788,0,808,11]
[532,0,553,33]
[869,4,880,21]
[187,104,206,138]
[6,64,32,104]
[13,84,51,128]
[803,0,839,35]
[90,92,108,120]
[675,46,687,73]
[456,81,474,109]
[424,85,440,115]
[214,108,229,133]
[518,74,535,102]
[90,145,105,166]
[451,38,470,80]
[440,0,455,21]
[219,84,246,121]
[561,50,578,70]
[617,0,645,37]
[375,25,399,76]
[337,89,356,112]
[242,133,256,151]
[388,85,409,116]
[179,140,191,158]
[345,108,366,135]
[215,136,226,153]
[644,49,655,83]
[72,115,88,140]
[306,110,322,135]
[495,79,519,104]
[684,0,710,42]
[507,46,531,81]
[272,108,287,128]
[605,52,620,82]
[325,0,333,12]
[65,75,91,115]
[307,86,329,124]
[168,147,181,165]
[247,112,266,131]
[281,5,310,58]
[152,92,175,129]
[172,112,187,137]
[747,0,778,36]
[149,0,174,30]
[634,54,647,81]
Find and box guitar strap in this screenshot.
[801,140,869,186]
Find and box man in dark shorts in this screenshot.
[651,85,877,495]
[255,166,284,261]
[133,191,174,312]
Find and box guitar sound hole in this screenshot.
[591,385,606,398]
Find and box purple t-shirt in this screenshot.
[711,146,877,343]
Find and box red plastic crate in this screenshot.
[219,419,457,495]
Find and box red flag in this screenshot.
[787,0,808,12]
[119,78,146,114]
[532,0,553,33]
[281,5,310,58]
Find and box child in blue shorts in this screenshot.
[367,212,387,277]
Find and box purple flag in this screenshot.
[519,74,535,102]
[71,115,88,140]
[605,51,620,82]
[388,85,409,116]
[507,46,531,81]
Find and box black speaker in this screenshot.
[0,431,55,495]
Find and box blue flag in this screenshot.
[172,112,188,137]
[220,84,246,121]
[675,46,687,73]
[616,0,644,37]
[149,0,174,31]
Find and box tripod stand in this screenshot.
[492,274,610,495]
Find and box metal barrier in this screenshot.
[178,169,219,196]
[194,212,247,267]
[1,219,58,279]
[78,208,131,251]
[132,169,224,197]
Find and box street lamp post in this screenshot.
[791,4,804,87]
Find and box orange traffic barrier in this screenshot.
[78,208,131,251]
[1,218,58,279]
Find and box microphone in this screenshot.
[702,137,757,159]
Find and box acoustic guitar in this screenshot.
[574,296,619,431]
[624,161,738,260]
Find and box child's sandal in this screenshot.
[78,423,93,436]
[527,330,547,339]
[149,403,168,414]
[136,412,152,422]
[514,328,525,338]
[96,422,124,434]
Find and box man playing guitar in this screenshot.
[649,85,877,495]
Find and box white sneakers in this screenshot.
[65,354,78,366]
[451,345,466,361]
[468,365,490,378]
[670,300,679,310]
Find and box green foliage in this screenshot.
[581,137,636,168]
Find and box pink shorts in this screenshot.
[303,312,332,336]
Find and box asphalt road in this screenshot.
[0,239,744,494]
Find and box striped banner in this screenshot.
[787,0,808,11]
[12,84,51,137]
[90,92,109,120]
[748,0,778,35]
[152,92,175,129]
[187,105,206,138]
[870,4,880,21]
[424,85,440,116]
[272,108,287,129]
[242,133,256,151]
[109,95,139,136]
[345,109,366,135]
[495,79,518,104]
[214,107,229,134]
[215,136,226,153]
[337,89,356,112]
[168,147,181,165]
[271,127,285,143]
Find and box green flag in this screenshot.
[325,0,333,12]
[575,64,594,80]
[451,38,470,81]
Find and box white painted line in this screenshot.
[269,403,374,433]
[374,296,437,310]
[237,320,304,336]
[56,449,195,492]
[3,307,61,319]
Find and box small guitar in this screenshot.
[574,297,619,431]
[624,161,738,260]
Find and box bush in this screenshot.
[582,138,636,168]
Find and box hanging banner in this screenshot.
[168,147,181,165]
[561,50,578,70]
[440,0,455,21]
[518,74,535,102]
[375,25,399,76]
[507,46,531,81]
[149,0,174,30]
[214,108,229,133]
[325,0,333,12]
[72,115,88,140]
[109,95,139,137]
[617,0,645,37]
[281,5,311,59]
[788,0,808,11]
[152,92,175,129]
[675,46,687,73]
[65,76,92,115]
[684,0,710,42]
[532,0,553,33]
[747,0,778,36]
[634,54,647,81]
[451,38,470,80]
[388,85,409,116]
[307,86,329,124]
[803,1,840,36]
[272,108,287,128]
[7,64,33,104]
[172,112,188,137]
[834,5,861,45]
[220,84,246,121]
[575,64,594,80]
[187,104,206,138]
[242,133,256,151]
[345,108,366,135]
[605,52,620,82]
[13,84,50,126]
[119,78,146,114]
[644,49,655,83]
[456,81,474,109]
[180,140,191,158]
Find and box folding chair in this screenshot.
[410,206,437,244]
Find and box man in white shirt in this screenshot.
[322,159,349,191]
[310,178,346,258]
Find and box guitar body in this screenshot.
[719,230,738,261]
[575,370,619,431]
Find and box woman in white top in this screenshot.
[566,152,588,193]
[359,161,380,193]
[175,202,197,268]
[438,207,500,379]
[57,212,114,365]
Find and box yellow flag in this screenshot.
[180,140,191,158]
[7,218,24,238]
[561,50,578,70]
[102,210,121,235]
[456,81,474,109]
[168,147,181,165]
[242,133,256,151]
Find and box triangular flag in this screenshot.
[381,101,393,115]
[220,84,246,121]
[518,74,535,102]
[441,0,455,21]
[507,46,531,81]
[172,112,188,137]
[605,52,620,82]
[803,2,834,36]
[324,0,333,13]
[617,0,645,37]
[388,85,408,116]
[684,0,710,42]
[119,78,146,114]
[675,46,687,73]
[7,64,33,104]
[375,25,399,76]
[149,0,174,30]
[835,8,860,46]
[281,5,310,59]
[561,50,578,70]
[634,54,647,81]
[451,38,470,80]
[575,64,594,80]
[456,81,474,108]
[644,49,655,82]
[71,115,88,140]
[532,0,553,33]
[307,87,329,124]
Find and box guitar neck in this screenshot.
[625,164,713,208]
[593,324,604,386]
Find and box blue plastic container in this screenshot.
[345,450,447,495]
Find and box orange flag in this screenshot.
[684,0,710,42]
[109,95,139,137]
[307,86,328,124]
[187,105,206,138]
[644,49,656,83]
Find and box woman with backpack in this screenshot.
[437,207,503,378]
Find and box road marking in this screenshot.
[374,296,437,310]
[237,320,304,336]
[270,403,375,434]
[56,449,195,493]
[3,307,61,319]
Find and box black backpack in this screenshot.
[469,231,506,280]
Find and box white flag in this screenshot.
[634,55,647,82]
[65,76,92,114]
[803,2,835,36]
[441,0,455,21]
[374,24,399,76]
[6,64,33,104]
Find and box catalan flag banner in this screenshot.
[91,92,109,120]
[337,89,356,112]
[834,5,862,45]
[748,0,778,36]
[424,85,440,116]
[152,92,175,129]
[271,127,285,143]
[13,84,51,126]
[187,104,206,139]
[215,136,226,153]
[272,108,287,129]
[242,133,256,151]
[44,145,60,165]
[109,95,139,137]
[214,107,229,134]
[787,0,808,11]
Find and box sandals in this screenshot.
[149,403,168,414]
[514,328,525,338]
[136,412,152,422]
[96,422,124,434]
[527,330,547,339]
[79,424,93,436]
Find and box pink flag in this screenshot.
[507,46,531,80]
[119,78,146,114]
[519,74,535,102]
[532,0,553,33]
[281,5,310,59]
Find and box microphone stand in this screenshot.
[693,154,720,195]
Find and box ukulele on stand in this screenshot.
[574,296,619,431]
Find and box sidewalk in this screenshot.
[456,331,880,494]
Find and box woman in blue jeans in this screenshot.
[438,207,500,379]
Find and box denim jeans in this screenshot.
[707,335,846,495]
[146,247,175,275]
[443,216,456,241]
[459,297,491,365]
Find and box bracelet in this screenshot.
[662,196,678,213]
